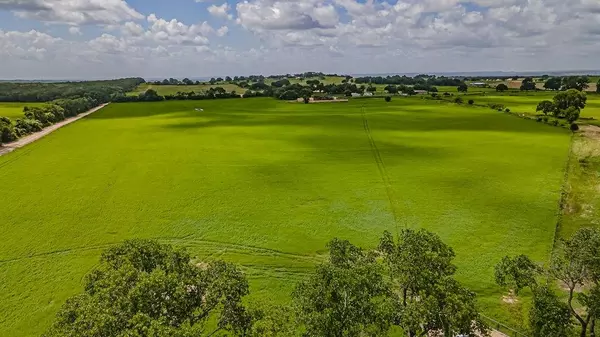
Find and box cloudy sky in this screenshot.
[0,0,598,79]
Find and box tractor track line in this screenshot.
[361,109,400,231]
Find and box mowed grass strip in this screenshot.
[0,97,570,336]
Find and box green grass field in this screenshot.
[458,92,600,121]
[0,102,45,120]
[131,83,244,96]
[0,97,571,336]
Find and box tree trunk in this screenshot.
[568,285,588,337]
[590,318,596,337]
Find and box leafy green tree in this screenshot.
[520,77,537,91]
[565,106,581,123]
[496,83,509,92]
[468,99,474,105]
[530,285,573,337]
[293,238,394,337]
[494,255,540,295]
[385,96,392,102]
[379,230,488,337]
[247,303,297,337]
[45,240,252,337]
[554,89,587,111]
[0,116,18,144]
[550,228,600,337]
[596,79,600,94]
[182,78,194,85]
[537,100,556,115]
[496,228,600,337]
[384,85,398,94]
[544,77,563,91]
[562,76,589,91]
[457,83,468,92]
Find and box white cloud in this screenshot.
[207,3,233,19]
[2,0,600,79]
[216,26,229,37]
[68,26,82,36]
[0,0,144,25]
[236,0,339,30]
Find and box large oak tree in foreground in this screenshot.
[45,240,251,337]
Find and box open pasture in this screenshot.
[0,97,571,336]
[131,83,244,96]
[0,102,45,120]
[461,92,600,121]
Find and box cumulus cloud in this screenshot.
[236,0,338,30]
[207,3,233,19]
[68,26,82,36]
[2,0,600,78]
[0,0,144,25]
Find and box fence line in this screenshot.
[480,314,529,337]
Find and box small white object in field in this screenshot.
[195,108,204,112]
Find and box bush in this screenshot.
[468,99,474,105]
[570,123,579,132]
[489,103,505,110]
[505,108,511,113]
[454,97,463,104]
[536,117,542,122]
[542,116,549,123]
[385,96,391,102]
[551,120,559,126]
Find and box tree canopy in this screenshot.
[293,238,394,337]
[495,227,600,337]
[496,83,509,92]
[45,240,252,337]
[379,229,488,337]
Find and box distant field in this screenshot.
[0,102,45,120]
[459,91,600,121]
[0,97,571,336]
[131,83,244,96]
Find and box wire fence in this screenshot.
[480,314,529,337]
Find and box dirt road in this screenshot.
[0,103,109,157]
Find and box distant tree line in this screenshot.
[0,97,97,145]
[354,74,464,86]
[45,229,490,337]
[0,78,145,102]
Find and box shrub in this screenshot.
[551,120,559,126]
[505,108,511,113]
[489,103,505,110]
[570,123,580,132]
[468,99,474,105]
[454,97,463,104]
[542,116,549,123]
[385,96,391,102]
[536,117,542,122]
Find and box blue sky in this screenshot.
[0,0,599,79]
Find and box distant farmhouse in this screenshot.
[469,82,488,88]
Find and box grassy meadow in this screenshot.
[0,102,45,120]
[0,97,572,336]
[130,83,244,96]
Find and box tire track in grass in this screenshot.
[361,107,400,231]
[0,236,322,265]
